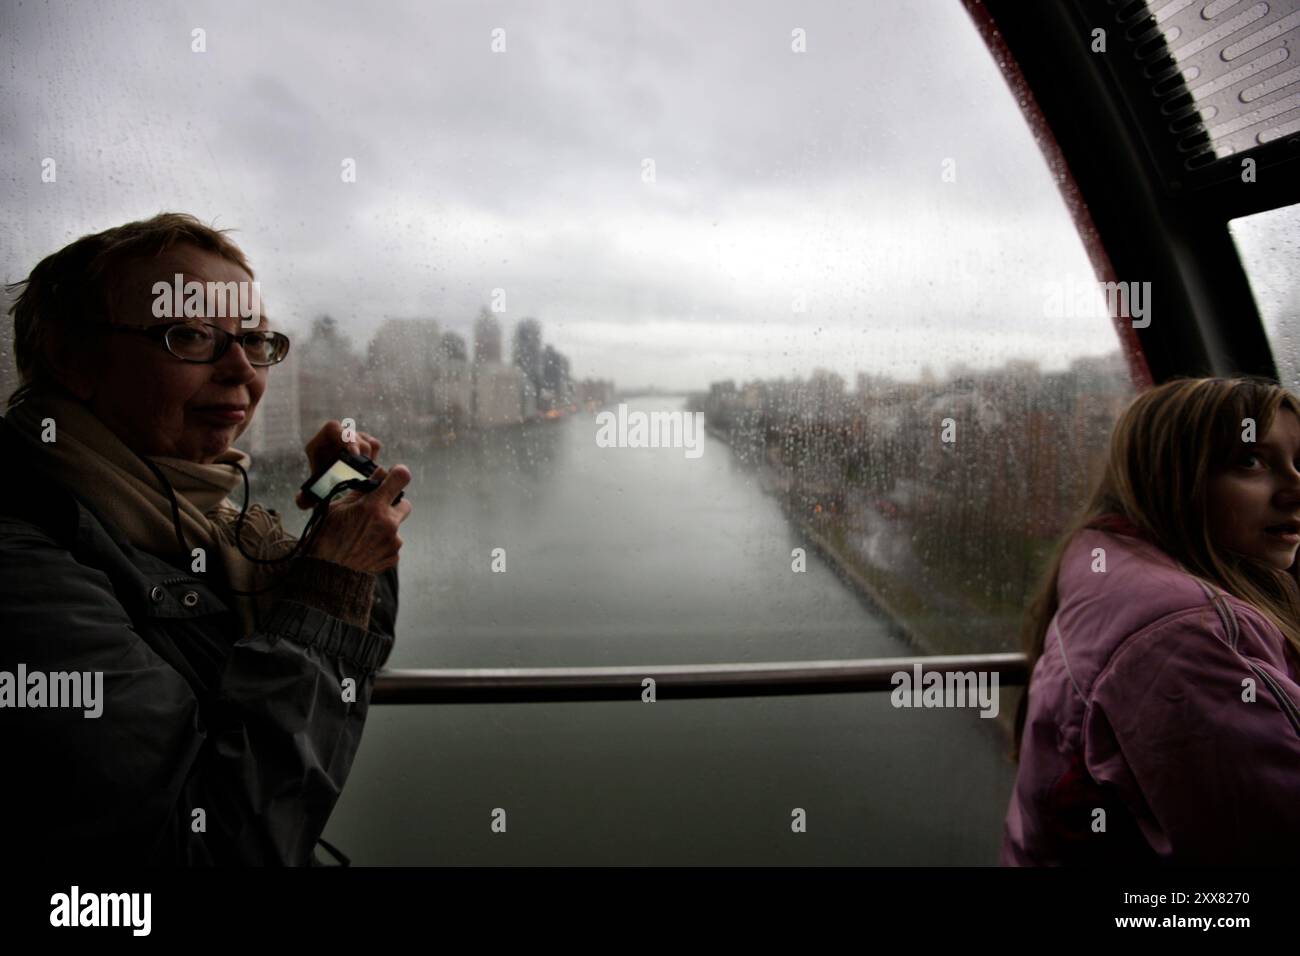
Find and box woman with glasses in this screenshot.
[0,212,412,865]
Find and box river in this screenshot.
[251,396,1016,864]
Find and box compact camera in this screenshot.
[300,451,405,506]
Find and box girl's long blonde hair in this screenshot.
[1011,376,1300,760]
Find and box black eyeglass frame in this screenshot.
[101,320,291,367]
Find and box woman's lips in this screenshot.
[1265,527,1300,545]
[193,406,247,424]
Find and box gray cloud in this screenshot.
[2,0,1119,391]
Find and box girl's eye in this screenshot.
[1239,453,1264,469]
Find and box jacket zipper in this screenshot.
[156,573,204,588]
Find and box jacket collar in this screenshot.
[1084,512,1150,542]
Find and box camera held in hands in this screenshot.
[301,451,405,506]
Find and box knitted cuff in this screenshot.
[280,557,376,629]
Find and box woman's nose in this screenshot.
[212,337,258,381]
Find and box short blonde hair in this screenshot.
[5,212,255,408]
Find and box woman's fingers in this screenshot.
[297,422,388,510]
[302,424,332,473]
[305,422,384,466]
[305,464,413,573]
[357,431,381,461]
[373,465,411,511]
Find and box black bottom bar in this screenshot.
[4,866,1283,941]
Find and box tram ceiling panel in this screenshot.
[1080,0,1300,215]
[976,0,1291,380]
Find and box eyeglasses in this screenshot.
[102,321,291,366]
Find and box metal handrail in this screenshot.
[373,652,1028,704]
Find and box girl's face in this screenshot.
[1208,408,1300,570]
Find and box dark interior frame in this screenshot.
[976,0,1300,384]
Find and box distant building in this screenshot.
[542,343,572,406]
[473,362,525,427]
[433,332,472,433]
[513,318,543,397]
[295,315,365,443]
[473,309,502,366]
[367,317,441,438]
[441,330,467,363]
[574,378,614,409]
[243,341,302,456]
[521,374,538,420]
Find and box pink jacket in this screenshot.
[1001,522,1300,864]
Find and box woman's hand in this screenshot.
[305,465,413,574]
[296,420,384,510]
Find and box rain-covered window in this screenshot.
[1,1,1137,863]
[0,4,1138,672]
[1232,202,1300,385]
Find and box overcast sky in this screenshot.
[1,0,1125,391]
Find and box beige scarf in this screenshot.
[5,389,298,637]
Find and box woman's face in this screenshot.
[66,243,269,463]
[1208,408,1300,570]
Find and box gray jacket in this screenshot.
[0,418,399,865]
